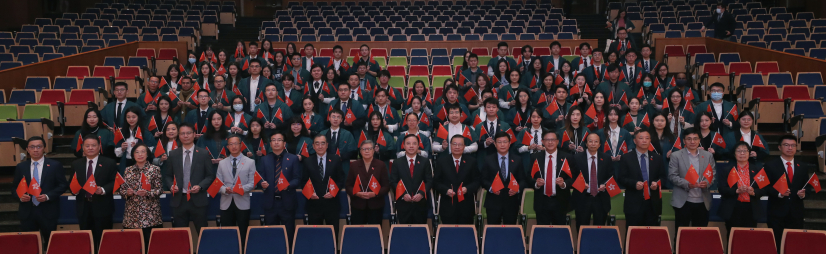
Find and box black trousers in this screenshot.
[625,201,658,230]
[486,205,519,225]
[396,200,428,224]
[575,196,609,227]
[536,208,568,226]
[725,202,757,237]
[20,207,58,248]
[78,201,113,250]
[674,201,709,231]
[768,212,805,250]
[264,207,295,243]
[351,208,383,225]
[307,205,341,238]
[172,199,208,235]
[220,201,251,246]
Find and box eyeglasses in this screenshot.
[271,139,285,143]
[735,150,749,154]
[27,145,44,149]
[360,147,374,151]
[781,143,796,148]
[313,142,327,145]
[227,142,241,146]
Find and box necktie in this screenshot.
[33,162,40,205]
[409,159,415,177]
[547,154,554,195]
[629,67,634,81]
[596,66,600,74]
[786,162,794,182]
[332,131,338,145]
[611,130,618,149]
[500,156,507,180]
[232,158,237,176]
[644,61,649,71]
[183,150,191,193]
[640,154,649,183]
[533,130,539,145]
[274,155,282,192]
[86,160,94,199]
[315,81,320,91]
[116,102,123,120]
[341,102,347,112]
[489,122,495,136]
[319,158,325,178]
[201,110,206,118]
[351,90,356,99]
[590,156,598,197]
[455,160,460,173]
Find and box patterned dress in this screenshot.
[119,163,163,229]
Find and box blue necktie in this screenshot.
[341,102,347,112]
[640,154,649,183]
[32,162,40,206]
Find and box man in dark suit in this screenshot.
[608,28,634,55]
[618,130,666,228]
[302,134,344,237]
[702,4,736,41]
[620,50,644,91]
[481,132,525,224]
[766,135,810,249]
[516,45,538,73]
[258,132,302,242]
[237,59,275,114]
[163,123,215,235]
[72,136,118,247]
[531,131,576,225]
[322,82,367,134]
[434,135,480,224]
[583,50,607,87]
[572,133,613,227]
[390,134,434,224]
[14,136,68,245]
[100,81,142,128]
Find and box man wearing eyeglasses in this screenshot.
[137,76,164,116]
[215,135,256,245]
[183,89,215,135]
[101,82,143,129]
[481,132,525,225]
[668,129,714,231]
[434,135,479,224]
[163,123,215,236]
[13,136,68,247]
[301,135,343,238]
[532,131,576,225]
[257,132,302,243]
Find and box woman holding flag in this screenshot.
[71,108,115,159]
[359,111,397,166]
[583,91,609,131]
[638,74,663,116]
[516,109,549,174]
[663,89,695,138]
[119,143,163,247]
[694,112,728,160]
[402,96,433,134]
[506,88,533,133]
[497,70,526,109]
[395,113,432,159]
[196,111,228,171]
[149,96,181,139]
[621,97,648,133]
[346,140,390,225]
[717,141,765,235]
[724,111,769,162]
[213,50,230,77]
[152,122,180,167]
[566,74,591,107]
[227,95,253,135]
[491,59,511,88]
[299,97,325,136]
[285,117,314,161]
[432,85,471,126]
[558,107,590,154]
[244,118,268,164]
[405,80,434,113]
[115,107,156,173]
[520,57,545,91]
[462,75,494,112]
[197,61,215,92]
[600,107,635,163]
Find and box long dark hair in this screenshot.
[165,63,181,83]
[121,106,147,140]
[367,111,388,132]
[602,107,622,138]
[245,117,267,141]
[528,57,545,77]
[160,122,179,145]
[285,117,310,143]
[513,87,532,109]
[493,58,510,81]
[80,108,104,134]
[205,111,228,140]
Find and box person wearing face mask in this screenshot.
[227,96,253,136]
[665,73,700,105]
[184,52,198,77]
[639,74,662,115]
[697,83,736,136]
[701,4,736,41]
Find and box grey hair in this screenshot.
[360,139,375,148]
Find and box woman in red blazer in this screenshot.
[346,140,391,225]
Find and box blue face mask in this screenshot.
[711,92,723,101]
[643,81,653,87]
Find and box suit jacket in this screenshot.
[258,152,302,211]
[697,100,736,136]
[323,98,367,134]
[531,151,576,212]
[301,153,344,211]
[584,64,608,87]
[717,162,765,220]
[216,155,256,210]
[481,153,525,209]
[765,158,809,218]
[14,158,68,221]
[542,55,569,73]
[618,150,665,216]
[237,75,275,114]
[162,146,216,208]
[434,155,480,216]
[636,58,659,74]
[346,159,390,210]
[571,151,613,211]
[72,156,118,218]
[705,11,736,39]
[667,149,715,210]
[101,100,142,128]
[389,155,433,207]
[619,63,645,91]
[608,39,635,54]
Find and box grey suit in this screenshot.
[668,148,714,228]
[162,145,216,234]
[217,155,256,210]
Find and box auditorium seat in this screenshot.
[664,45,685,73]
[781,229,826,254]
[754,61,779,75]
[718,53,741,65]
[128,56,149,69]
[692,53,715,67]
[104,56,126,68]
[99,229,144,254]
[389,225,431,254]
[768,72,794,87]
[198,227,241,254]
[728,62,752,88]
[148,228,192,254]
[0,232,41,254]
[245,226,288,254]
[39,89,68,104]
[294,225,335,254]
[792,100,824,141]
[626,226,671,254]
[66,66,90,80]
[341,225,383,254]
[156,48,177,75]
[728,228,776,254]
[676,227,723,254]
[0,61,22,70]
[435,225,477,254]
[24,76,51,91]
[16,53,40,65]
[797,72,824,87]
[0,121,25,166]
[42,53,63,61]
[66,89,96,125]
[578,226,622,254]
[47,230,93,254]
[530,225,573,254]
[7,89,37,105]
[702,63,728,88]
[483,225,526,254]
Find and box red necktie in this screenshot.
[786,162,794,182]
[86,160,94,199]
[546,155,554,196]
[409,159,415,177]
[590,156,598,197]
[455,160,460,173]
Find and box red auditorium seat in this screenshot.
[409,66,429,76]
[626,226,672,254]
[47,230,93,254]
[273,48,286,55]
[729,62,753,88]
[702,63,727,75]
[99,229,144,254]
[755,61,780,75]
[664,45,685,56]
[512,47,521,57]
[559,47,572,56]
[387,66,406,76]
[676,227,724,254]
[38,89,67,104]
[157,48,178,60]
[728,228,776,254]
[751,85,785,124]
[116,66,142,97]
[752,85,782,102]
[66,89,96,126]
[66,66,90,80]
[665,45,686,73]
[371,48,387,57]
[148,228,192,254]
[781,229,826,254]
[93,65,116,78]
[319,48,333,57]
[781,85,811,100]
[0,232,41,254]
[136,48,156,59]
[432,65,452,76]
[471,47,489,56]
[686,45,707,56]
[349,48,360,57]
[534,47,551,56]
[480,65,488,74]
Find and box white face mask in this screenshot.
[233,104,244,112]
[716,8,722,14]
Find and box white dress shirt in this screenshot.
[585,150,598,193]
[29,157,49,200]
[305,57,313,72]
[713,101,723,120]
[249,75,260,109]
[741,130,752,146]
[433,122,478,153]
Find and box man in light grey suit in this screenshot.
[668,129,714,230]
[216,135,256,244]
[163,123,216,235]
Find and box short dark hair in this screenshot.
[379,70,391,78]
[333,45,343,52]
[446,104,461,113]
[270,132,285,141]
[197,89,210,96]
[542,130,558,140]
[178,123,195,132]
[777,134,798,144]
[360,44,370,50]
[624,50,637,57]
[550,41,562,49]
[403,134,419,144]
[450,134,465,143]
[732,141,751,153]
[180,76,192,83]
[497,41,509,48]
[26,136,46,147]
[282,73,295,82]
[82,135,100,144]
[113,81,128,90]
[494,131,510,141]
[682,128,700,139]
[303,43,314,49]
[483,97,499,108]
[579,42,591,50]
[248,58,261,66]
[709,82,725,90]
[617,27,627,33]
[131,143,151,160]
[248,41,258,47]
[554,85,569,93]
[521,45,533,52]
[607,63,620,72]
[640,44,652,51]
[329,108,344,118]
[633,129,650,138]
[313,134,328,142]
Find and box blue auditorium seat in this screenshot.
[53,77,78,90]
[0,61,22,70]
[389,225,430,254]
[435,225,477,254]
[809,48,826,60]
[739,73,765,88]
[483,226,525,254]
[531,226,573,254]
[340,226,382,254]
[718,53,741,65]
[431,48,447,57]
[578,226,622,254]
[198,227,241,254]
[42,53,63,61]
[7,90,36,105]
[391,48,409,57]
[768,72,794,87]
[104,57,126,68]
[445,34,462,41]
[245,226,288,254]
[16,54,39,65]
[25,77,51,91]
[0,122,25,142]
[464,34,480,41]
[693,53,716,66]
[747,41,767,48]
[784,48,806,56]
[793,100,824,118]
[501,33,516,40]
[293,226,335,254]
[82,77,107,91]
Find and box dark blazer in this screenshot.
[705,11,736,39]
[301,153,344,211]
[608,39,635,54]
[258,151,302,211]
[617,150,666,216]
[389,155,433,203]
[765,158,809,218]
[162,146,216,208]
[14,158,68,221]
[434,155,480,217]
[717,162,766,220]
[237,75,275,114]
[72,156,118,218]
[481,153,525,209]
[346,160,390,210]
[571,151,613,211]
[531,151,576,212]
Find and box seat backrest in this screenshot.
[69,89,96,103]
[25,77,51,91]
[66,66,90,79]
[626,226,671,254]
[93,65,116,78]
[99,229,144,254]
[797,72,824,86]
[0,232,41,254]
[578,226,622,254]
[294,225,336,254]
[157,48,178,60]
[38,89,67,104]
[483,225,525,254]
[664,45,685,56]
[148,228,192,254]
[435,225,477,254]
[8,90,37,105]
[341,225,383,254]
[136,48,156,58]
[530,226,573,254]
[0,121,25,139]
[782,229,826,254]
[768,72,794,87]
[389,225,431,254]
[752,85,780,99]
[676,227,723,254]
[245,226,288,254]
[703,63,727,75]
[754,61,779,75]
[783,86,812,100]
[47,230,93,254]
[81,77,106,90]
[729,228,776,254]
[104,56,125,68]
[117,66,141,79]
[198,227,241,254]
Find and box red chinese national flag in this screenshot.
[604,140,611,153]
[513,113,522,126]
[114,172,125,193]
[473,115,482,126]
[545,101,559,115]
[570,84,580,95]
[113,126,124,144]
[257,108,266,120]
[478,124,488,138]
[302,179,315,199]
[277,172,290,191]
[773,173,789,193]
[537,92,547,105]
[159,77,168,88]
[395,181,406,200]
[232,176,245,195]
[368,175,381,195]
[464,88,477,102]
[619,92,628,105]
[353,176,362,193]
[641,113,650,127]
[702,164,714,181]
[207,177,223,197]
[82,174,98,194]
[754,168,770,189]
[437,124,448,140]
[254,171,263,185]
[491,173,505,193]
[752,136,765,149]
[560,159,572,177]
[70,173,82,195]
[807,174,821,193]
[522,131,533,146]
[636,87,644,99]
[16,178,27,198]
[147,116,158,131]
[727,167,740,187]
[224,114,234,128]
[76,135,83,152]
[643,181,650,200]
[140,172,151,191]
[508,173,519,191]
[531,160,540,178]
[572,172,587,192]
[345,108,356,125]
[623,114,633,126]
[662,96,670,109]
[585,103,596,120]
[143,90,154,104]
[605,176,622,197]
[328,178,339,197]
[655,85,663,100]
[685,165,700,183]
[436,107,447,121]
[673,137,683,150]
[358,131,367,147]
[378,129,388,146]
[561,131,571,144]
